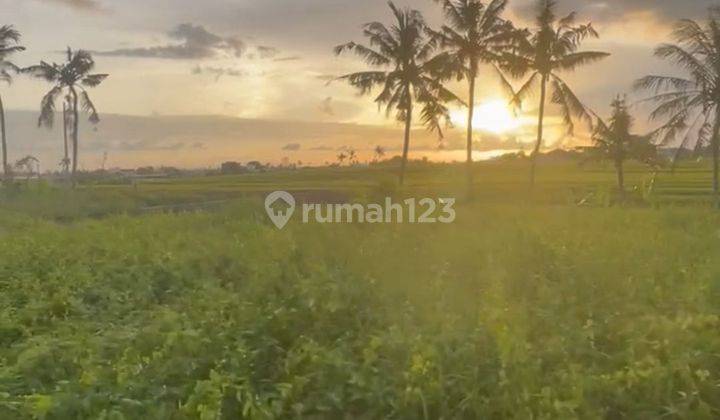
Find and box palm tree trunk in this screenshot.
[399,88,413,186]
[63,101,69,175]
[616,159,625,197]
[0,94,8,180]
[712,109,720,205]
[70,87,79,187]
[466,65,477,199]
[530,74,548,189]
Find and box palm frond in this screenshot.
[80,90,100,124]
[38,86,62,128]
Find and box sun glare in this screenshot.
[452,99,521,135]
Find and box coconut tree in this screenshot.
[335,1,462,185]
[589,96,659,195]
[0,25,25,180]
[430,0,519,193]
[25,48,107,185]
[634,9,720,196]
[502,0,609,187]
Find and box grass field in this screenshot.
[1,160,720,418]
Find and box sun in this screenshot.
[452,99,521,135]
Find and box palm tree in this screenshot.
[337,152,347,166]
[430,0,519,193]
[25,48,108,185]
[589,96,658,195]
[634,9,720,196]
[335,1,462,185]
[502,0,609,187]
[0,25,25,180]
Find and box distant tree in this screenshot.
[337,152,347,166]
[589,96,659,195]
[221,161,247,175]
[502,0,609,188]
[374,145,387,162]
[431,0,520,194]
[247,161,265,172]
[634,8,720,195]
[14,155,39,183]
[25,48,108,185]
[348,148,358,165]
[0,25,25,180]
[335,1,462,185]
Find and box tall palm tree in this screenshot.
[634,9,720,196]
[590,96,658,195]
[431,0,519,194]
[0,25,25,180]
[502,0,609,187]
[25,48,108,185]
[335,1,462,185]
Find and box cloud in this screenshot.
[42,0,101,10]
[116,140,187,151]
[192,65,246,81]
[282,143,302,151]
[274,56,302,62]
[97,23,245,59]
[513,0,712,24]
[310,145,334,151]
[257,46,279,59]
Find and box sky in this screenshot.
[0,0,716,168]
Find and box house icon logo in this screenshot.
[265,191,296,230]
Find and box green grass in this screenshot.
[1,161,720,418]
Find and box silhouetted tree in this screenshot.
[590,96,658,195]
[335,1,462,185]
[25,48,108,185]
[502,0,608,187]
[634,8,720,196]
[431,0,519,194]
[0,25,25,179]
[374,145,387,162]
[14,155,39,183]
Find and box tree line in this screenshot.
[336,0,720,198]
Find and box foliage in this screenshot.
[0,195,720,418]
[589,96,660,167]
[500,0,608,184]
[634,7,720,190]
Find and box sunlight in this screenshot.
[451,99,521,135]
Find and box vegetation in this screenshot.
[335,1,462,185]
[589,96,659,194]
[2,1,720,419]
[635,8,720,196]
[0,163,720,418]
[501,0,609,187]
